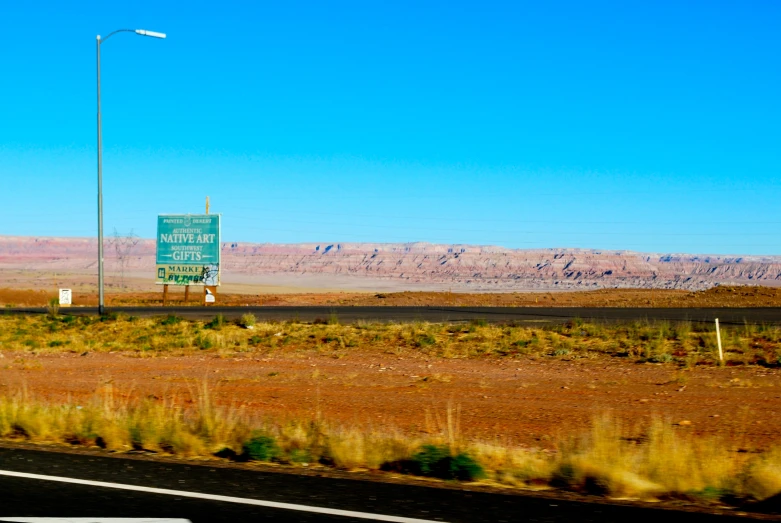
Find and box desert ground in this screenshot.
[1,303,779,450]
[3,282,781,308]
[1,282,780,505]
[1,284,780,451]
[2,348,779,451]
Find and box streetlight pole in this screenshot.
[96,29,166,315]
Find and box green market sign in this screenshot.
[155,214,221,285]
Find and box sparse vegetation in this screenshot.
[238,313,256,328]
[160,314,182,326]
[205,314,226,331]
[46,298,59,317]
[0,385,779,505]
[0,312,778,505]
[0,314,777,367]
[1,285,780,510]
[241,433,279,461]
[405,444,485,481]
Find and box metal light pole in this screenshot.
[96,29,166,314]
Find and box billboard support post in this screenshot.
[182,198,209,305]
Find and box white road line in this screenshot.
[0,470,445,523]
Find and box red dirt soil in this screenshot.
[2,351,779,450]
[4,286,781,308]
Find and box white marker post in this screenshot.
[715,318,723,363]
[58,289,72,308]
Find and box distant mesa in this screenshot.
[0,235,779,291]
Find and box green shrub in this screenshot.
[239,313,257,328]
[47,298,59,317]
[410,445,485,481]
[449,453,486,481]
[413,444,451,475]
[194,335,213,350]
[160,315,182,326]
[242,434,279,461]
[415,334,437,347]
[205,314,225,330]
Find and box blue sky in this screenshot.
[1,0,779,254]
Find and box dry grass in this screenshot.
[1,313,779,367]
[550,415,746,499]
[1,313,779,502]
[0,385,780,504]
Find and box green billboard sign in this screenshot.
[155,214,221,285]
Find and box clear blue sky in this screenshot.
[2,0,779,255]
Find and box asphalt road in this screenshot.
[0,447,773,522]
[6,306,781,325]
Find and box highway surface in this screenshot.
[0,447,772,522]
[6,306,781,325]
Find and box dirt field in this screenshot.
[1,308,780,505]
[4,285,781,308]
[1,285,779,455]
[2,349,779,452]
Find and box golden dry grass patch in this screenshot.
[0,385,780,504]
[1,314,779,369]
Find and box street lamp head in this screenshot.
[135,29,166,39]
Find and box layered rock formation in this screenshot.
[1,235,779,291]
